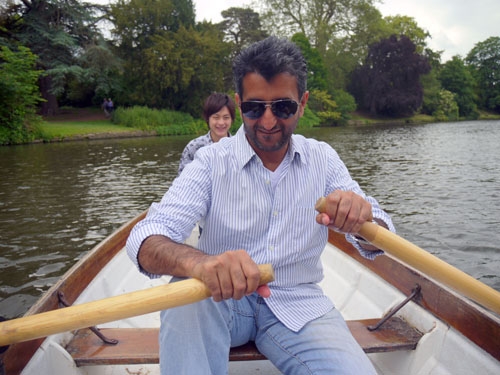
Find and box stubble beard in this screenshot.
[244,121,296,152]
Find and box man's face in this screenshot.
[237,72,308,154]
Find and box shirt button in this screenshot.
[266,180,270,185]
[269,246,274,251]
[273,211,278,216]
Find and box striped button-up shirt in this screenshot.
[126,125,394,332]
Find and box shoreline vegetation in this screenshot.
[26,106,500,145]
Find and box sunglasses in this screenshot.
[240,99,299,119]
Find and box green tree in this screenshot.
[420,69,442,116]
[1,0,105,114]
[110,0,210,110]
[110,0,195,51]
[331,89,357,122]
[308,89,341,125]
[433,89,459,122]
[258,0,378,54]
[350,35,430,117]
[291,33,327,91]
[219,7,268,58]
[0,46,44,144]
[420,48,443,115]
[323,4,385,91]
[383,15,430,53]
[439,56,479,119]
[69,37,123,106]
[466,36,500,113]
[142,25,229,115]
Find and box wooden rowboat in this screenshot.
[1,210,500,374]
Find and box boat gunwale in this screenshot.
[2,210,147,375]
[328,229,500,363]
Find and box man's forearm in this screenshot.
[137,235,207,277]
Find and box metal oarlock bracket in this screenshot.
[57,292,118,345]
[367,284,421,331]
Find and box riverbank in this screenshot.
[38,107,157,142]
[37,107,500,143]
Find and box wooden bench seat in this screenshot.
[66,317,422,366]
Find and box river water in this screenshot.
[1,120,499,319]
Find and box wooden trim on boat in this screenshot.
[328,229,500,362]
[66,317,422,366]
[2,211,147,375]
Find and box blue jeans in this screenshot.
[159,292,376,374]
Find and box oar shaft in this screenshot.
[315,197,500,315]
[0,264,274,346]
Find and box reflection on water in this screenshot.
[0,136,188,318]
[1,121,499,319]
[301,121,500,290]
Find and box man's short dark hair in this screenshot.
[232,36,308,99]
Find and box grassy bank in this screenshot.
[38,107,500,143]
[39,107,157,142]
[42,120,147,137]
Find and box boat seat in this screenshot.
[66,317,422,366]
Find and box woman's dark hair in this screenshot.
[232,36,307,99]
[202,93,236,124]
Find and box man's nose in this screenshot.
[260,106,277,128]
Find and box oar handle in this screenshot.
[315,196,500,315]
[0,264,274,347]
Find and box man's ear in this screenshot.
[299,91,309,117]
[235,93,243,118]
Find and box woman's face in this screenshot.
[209,106,232,142]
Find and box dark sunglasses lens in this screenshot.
[241,100,298,119]
[272,100,298,119]
[241,102,265,119]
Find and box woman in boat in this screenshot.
[127,36,395,375]
[177,92,235,175]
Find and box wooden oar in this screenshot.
[0,264,274,347]
[315,196,500,315]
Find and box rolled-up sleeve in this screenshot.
[126,151,212,278]
[345,202,396,259]
[125,205,184,279]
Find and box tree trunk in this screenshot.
[39,75,59,116]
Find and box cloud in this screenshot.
[193,0,252,23]
[378,0,500,61]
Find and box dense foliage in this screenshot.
[0,0,499,144]
[0,46,44,145]
[466,37,500,113]
[350,35,430,116]
[0,0,106,115]
[439,56,479,119]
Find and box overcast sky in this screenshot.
[193,0,500,61]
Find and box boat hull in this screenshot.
[2,214,499,374]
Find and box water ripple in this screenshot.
[1,123,499,319]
